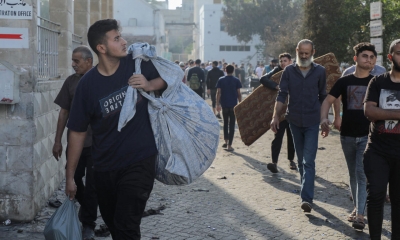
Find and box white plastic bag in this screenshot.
[43,198,82,240]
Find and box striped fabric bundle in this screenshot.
[118,43,219,185]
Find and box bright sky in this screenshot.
[168,0,182,9]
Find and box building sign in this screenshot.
[0,27,29,48]
[0,0,33,20]
[371,37,383,54]
[376,55,383,66]
[370,1,382,20]
[370,20,383,37]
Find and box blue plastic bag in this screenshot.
[43,198,82,240]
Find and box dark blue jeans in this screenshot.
[289,123,319,203]
[94,155,156,240]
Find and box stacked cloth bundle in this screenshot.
[118,43,220,185]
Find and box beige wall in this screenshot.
[74,0,91,46]
[90,0,102,25]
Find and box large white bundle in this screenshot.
[118,43,219,185]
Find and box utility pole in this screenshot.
[370,1,383,66]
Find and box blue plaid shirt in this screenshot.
[277,63,327,127]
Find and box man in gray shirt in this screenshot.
[342,64,386,77]
[270,39,327,213]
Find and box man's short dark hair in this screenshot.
[200,63,205,67]
[73,46,93,60]
[389,39,400,54]
[195,59,201,65]
[87,19,120,55]
[271,59,278,63]
[353,42,377,57]
[212,61,218,67]
[279,53,292,61]
[188,59,194,64]
[226,64,234,74]
[174,60,180,64]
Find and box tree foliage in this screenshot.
[221,0,304,57]
[221,0,400,65]
[303,0,400,65]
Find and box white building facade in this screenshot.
[198,3,263,66]
[114,0,167,56]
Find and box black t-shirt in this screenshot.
[67,54,160,172]
[364,72,400,158]
[329,74,372,137]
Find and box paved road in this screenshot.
[0,96,392,240]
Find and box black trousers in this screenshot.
[193,88,203,98]
[222,108,236,145]
[210,88,217,108]
[364,148,400,240]
[67,146,98,229]
[271,120,295,163]
[94,155,156,240]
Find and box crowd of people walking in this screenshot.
[52,17,399,239]
[177,39,400,239]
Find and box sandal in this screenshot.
[289,160,297,170]
[352,217,365,230]
[347,209,356,222]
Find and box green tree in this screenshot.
[302,0,400,65]
[221,0,304,57]
[379,0,400,67]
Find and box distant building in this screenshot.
[197,3,263,66]
[160,0,194,62]
[114,0,167,57]
[192,0,214,58]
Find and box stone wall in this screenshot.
[0,1,69,220]
[0,0,113,222]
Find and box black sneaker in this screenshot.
[216,113,222,119]
[267,163,278,173]
[82,225,95,240]
[301,201,312,213]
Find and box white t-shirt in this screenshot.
[184,67,192,86]
[255,67,264,78]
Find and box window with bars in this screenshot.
[36,16,60,80]
[219,45,250,52]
